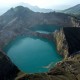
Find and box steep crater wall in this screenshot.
[63,27,80,56]
[0,49,19,80]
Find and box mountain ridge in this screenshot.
[63,4,80,15]
[18,2,53,13]
[0,2,53,15]
[0,6,78,29]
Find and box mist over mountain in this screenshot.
[17,2,53,13]
[63,4,80,15]
[0,2,53,15]
[1,2,80,15]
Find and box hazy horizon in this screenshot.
[0,0,80,15]
[0,0,80,10]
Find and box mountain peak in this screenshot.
[15,2,53,13]
[14,6,33,13]
[1,6,33,19]
[15,6,25,9]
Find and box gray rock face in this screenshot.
[0,49,19,80]
[54,27,80,57]
[53,28,68,57]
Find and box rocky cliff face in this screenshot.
[70,17,80,27]
[54,27,80,57]
[53,29,68,57]
[0,49,19,80]
[63,27,80,56]
[15,55,80,80]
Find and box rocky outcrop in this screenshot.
[53,29,68,57]
[54,27,80,57]
[0,49,19,80]
[15,54,80,80]
[70,17,80,27]
[63,27,80,56]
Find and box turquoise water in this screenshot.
[4,37,63,73]
[30,24,61,33]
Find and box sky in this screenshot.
[0,0,80,10]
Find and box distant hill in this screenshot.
[0,6,76,30]
[0,3,53,15]
[63,4,80,15]
[17,2,53,13]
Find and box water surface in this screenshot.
[30,24,61,33]
[4,37,63,73]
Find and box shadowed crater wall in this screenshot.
[63,27,80,55]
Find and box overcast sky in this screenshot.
[0,0,80,10]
